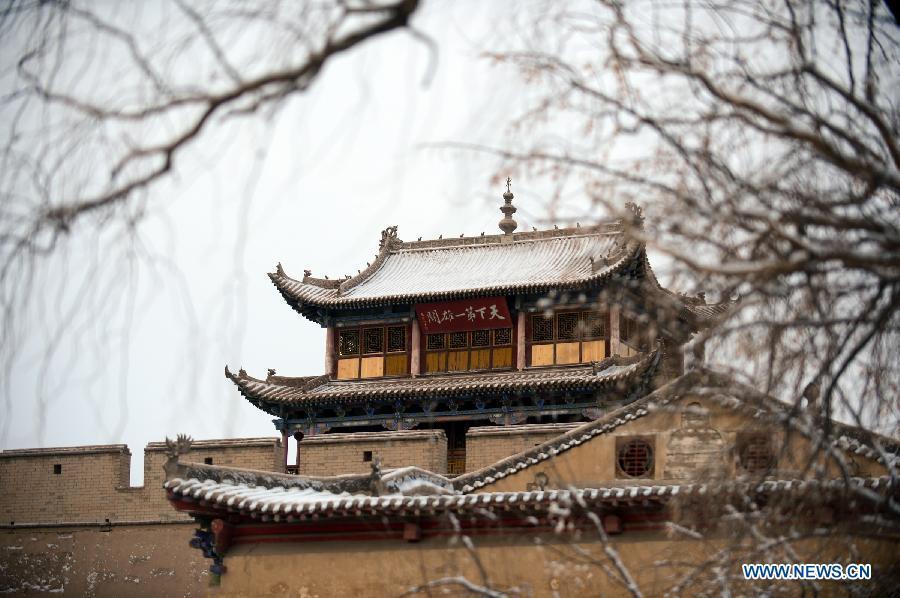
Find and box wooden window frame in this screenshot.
[526,309,610,367]
[335,324,410,379]
[619,312,646,352]
[422,327,514,375]
[736,432,775,474]
[615,436,655,479]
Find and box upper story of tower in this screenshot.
[265,199,727,382]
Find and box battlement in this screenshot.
[0,427,580,527]
[144,437,279,451]
[0,437,283,527]
[0,444,131,458]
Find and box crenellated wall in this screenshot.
[298,429,448,476]
[465,423,581,472]
[0,437,285,596]
[0,438,283,525]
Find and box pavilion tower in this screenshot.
[226,184,727,474]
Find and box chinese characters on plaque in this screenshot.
[415,297,512,334]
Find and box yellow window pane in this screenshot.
[425,352,447,373]
[384,353,408,377]
[556,342,580,364]
[531,344,554,366]
[447,350,469,372]
[581,340,606,362]
[336,358,360,380]
[492,347,512,369]
[470,349,491,370]
[360,356,384,378]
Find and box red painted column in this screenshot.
[516,310,526,370]
[324,326,335,376]
[410,318,421,377]
[281,429,289,473]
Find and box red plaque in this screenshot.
[416,297,512,334]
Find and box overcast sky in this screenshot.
[3,1,607,484]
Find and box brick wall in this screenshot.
[2,426,557,525]
[0,445,131,525]
[0,432,450,525]
[298,430,447,476]
[0,438,283,525]
[139,437,284,520]
[465,423,580,472]
[0,524,206,596]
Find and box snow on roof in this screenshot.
[452,369,899,492]
[226,351,658,408]
[164,459,455,499]
[270,223,637,311]
[165,475,892,520]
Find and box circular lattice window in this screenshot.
[617,439,654,478]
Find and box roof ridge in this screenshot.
[454,359,687,492]
[268,239,644,318]
[392,222,622,252]
[337,225,400,295]
[269,221,626,293]
[453,368,899,492]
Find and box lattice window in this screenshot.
[528,309,609,366]
[620,314,637,342]
[471,329,490,347]
[739,434,773,473]
[617,438,654,478]
[338,330,360,356]
[425,327,514,374]
[336,325,408,379]
[387,326,406,352]
[531,315,553,342]
[363,328,384,354]
[426,333,445,350]
[583,312,605,339]
[449,331,468,349]
[557,312,579,340]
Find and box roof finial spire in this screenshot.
[499,178,518,235]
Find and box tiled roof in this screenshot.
[270,222,639,312]
[638,252,736,325]
[452,370,688,493]
[165,460,454,499]
[225,352,659,408]
[453,369,899,492]
[682,301,733,320]
[165,474,891,521]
